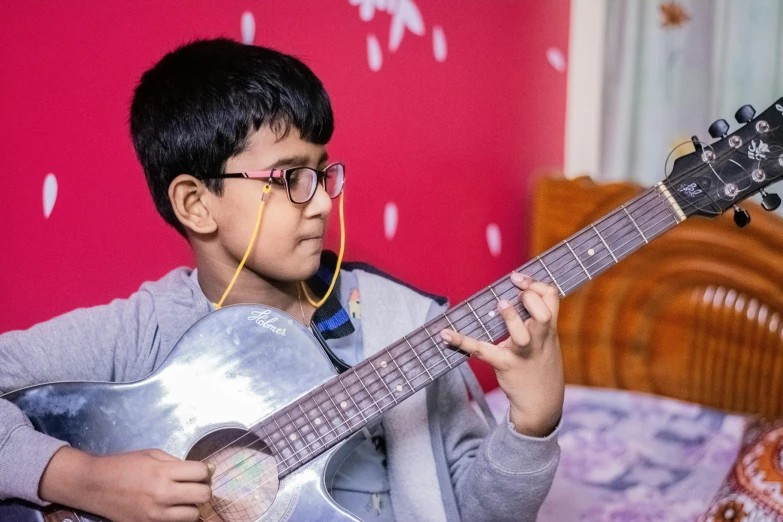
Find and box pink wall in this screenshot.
[0,1,569,389]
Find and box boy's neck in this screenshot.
[195,256,315,325]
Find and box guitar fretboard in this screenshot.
[253,181,687,477]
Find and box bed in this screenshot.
[485,175,783,521]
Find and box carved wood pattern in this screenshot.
[531,176,783,415]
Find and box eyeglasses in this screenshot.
[202,162,345,204]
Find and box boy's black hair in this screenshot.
[130,38,334,235]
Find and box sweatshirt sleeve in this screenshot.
[0,290,157,505]
[426,302,560,522]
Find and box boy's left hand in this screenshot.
[440,273,564,438]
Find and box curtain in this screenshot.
[600,0,783,205]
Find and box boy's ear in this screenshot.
[168,174,218,235]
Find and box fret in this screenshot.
[322,385,351,435]
[384,346,413,391]
[369,359,399,405]
[591,224,618,263]
[404,335,434,381]
[352,368,382,416]
[535,258,565,297]
[429,322,453,369]
[309,396,340,443]
[564,239,591,280]
[486,285,503,327]
[467,301,494,342]
[271,417,298,463]
[283,410,309,457]
[622,205,648,243]
[337,377,367,423]
[257,423,288,464]
[298,401,328,447]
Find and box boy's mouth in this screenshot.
[299,235,324,247]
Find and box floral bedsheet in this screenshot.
[484,385,747,521]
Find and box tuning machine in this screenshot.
[761,190,781,211]
[733,205,751,227]
[709,119,730,139]
[735,105,756,124]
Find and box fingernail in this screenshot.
[511,272,525,283]
[498,300,511,310]
[207,462,216,478]
[440,330,453,343]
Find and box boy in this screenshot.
[0,38,564,522]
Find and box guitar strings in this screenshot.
[199,197,665,490]
[201,190,684,491]
[203,148,776,514]
[197,184,670,468]
[208,197,679,491]
[201,206,685,518]
[205,169,754,498]
[203,192,681,494]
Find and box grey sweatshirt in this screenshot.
[0,267,559,520]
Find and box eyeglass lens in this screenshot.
[288,164,344,203]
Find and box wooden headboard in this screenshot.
[531,176,783,415]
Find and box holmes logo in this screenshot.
[248,310,287,336]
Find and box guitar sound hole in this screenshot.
[187,428,279,522]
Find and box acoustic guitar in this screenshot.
[2,100,782,521]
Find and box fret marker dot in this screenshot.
[340,401,348,409]
[396,385,403,392]
[289,434,297,441]
[380,361,387,368]
[315,418,321,425]
[488,310,496,318]
[588,248,595,256]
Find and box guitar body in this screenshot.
[0,305,362,522]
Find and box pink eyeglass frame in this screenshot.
[202,162,345,204]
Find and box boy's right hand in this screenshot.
[40,446,213,522]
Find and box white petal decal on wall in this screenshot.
[241,11,256,45]
[432,26,447,62]
[486,223,502,257]
[384,202,398,240]
[43,173,58,219]
[546,47,566,73]
[389,0,424,51]
[349,0,376,22]
[367,34,383,71]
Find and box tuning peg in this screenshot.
[735,104,756,124]
[733,205,751,227]
[761,189,781,211]
[709,119,730,139]
[690,135,703,152]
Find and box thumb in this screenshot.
[146,448,179,462]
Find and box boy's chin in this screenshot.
[295,248,323,279]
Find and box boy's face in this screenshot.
[211,125,332,283]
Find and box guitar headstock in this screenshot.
[665,99,783,222]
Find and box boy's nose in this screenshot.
[305,183,333,217]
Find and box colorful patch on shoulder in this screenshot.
[349,288,361,319]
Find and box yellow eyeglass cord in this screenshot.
[213,183,345,312]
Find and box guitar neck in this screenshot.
[254,181,688,477]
